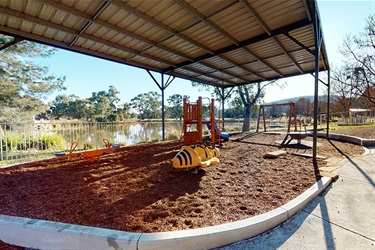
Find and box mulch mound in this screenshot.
[0,133,364,235]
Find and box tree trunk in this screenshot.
[239,83,262,133]
[242,105,252,132]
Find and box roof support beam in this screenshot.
[241,47,283,77]
[146,70,176,140]
[272,37,303,73]
[109,0,215,55]
[239,0,271,35]
[182,66,239,85]
[240,0,303,73]
[69,1,110,47]
[111,0,274,83]
[175,0,240,46]
[176,0,283,79]
[164,18,311,73]
[0,6,175,67]
[39,0,194,62]
[283,32,315,56]
[310,73,329,87]
[220,55,266,80]
[0,36,23,51]
[198,61,252,83]
[0,25,164,72]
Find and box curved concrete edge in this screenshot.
[362,147,371,155]
[0,177,332,250]
[316,132,375,146]
[0,215,140,250]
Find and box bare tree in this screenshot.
[331,65,360,117]
[295,97,311,117]
[338,14,374,104]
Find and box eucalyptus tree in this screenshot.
[0,35,66,122]
[87,86,120,121]
[50,94,89,120]
[167,94,190,119]
[130,91,162,119]
[192,80,278,132]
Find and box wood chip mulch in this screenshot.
[0,133,364,237]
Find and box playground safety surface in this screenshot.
[0,133,365,243]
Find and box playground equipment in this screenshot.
[207,122,230,142]
[180,97,228,146]
[172,143,220,174]
[257,102,310,145]
[54,139,120,162]
[257,102,298,133]
[174,97,225,172]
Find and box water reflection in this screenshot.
[55,120,245,149]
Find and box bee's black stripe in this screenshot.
[182,149,192,165]
[177,154,183,166]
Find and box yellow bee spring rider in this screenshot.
[172,143,220,174]
[172,97,225,174]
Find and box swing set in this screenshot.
[256,102,306,133]
[256,102,309,144]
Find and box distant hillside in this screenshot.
[264,95,328,105]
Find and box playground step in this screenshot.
[264,150,287,159]
[291,153,327,159]
[319,170,339,180]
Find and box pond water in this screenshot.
[51,121,241,149]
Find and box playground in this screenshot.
[0,132,366,234]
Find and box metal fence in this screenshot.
[0,120,246,168]
[337,117,375,126]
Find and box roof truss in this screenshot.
[0,0,329,88]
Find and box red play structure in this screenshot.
[180,97,227,146]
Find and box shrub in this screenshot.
[1,132,66,151]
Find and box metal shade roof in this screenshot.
[0,0,329,88]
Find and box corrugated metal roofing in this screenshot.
[0,0,329,88]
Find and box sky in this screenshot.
[36,0,375,106]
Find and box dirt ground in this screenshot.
[0,131,366,240]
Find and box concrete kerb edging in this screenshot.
[316,132,375,147]
[0,177,331,250]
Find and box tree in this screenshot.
[295,97,311,117]
[337,14,375,105]
[225,98,245,118]
[67,96,89,120]
[0,35,66,122]
[192,80,279,131]
[167,94,190,119]
[237,81,277,132]
[50,95,70,119]
[330,66,359,117]
[117,102,133,120]
[130,91,162,119]
[50,95,89,119]
[87,86,120,121]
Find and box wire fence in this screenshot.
[5,116,359,168]
[0,120,246,168]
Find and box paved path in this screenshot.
[216,147,375,250]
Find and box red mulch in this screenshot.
[0,132,364,250]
